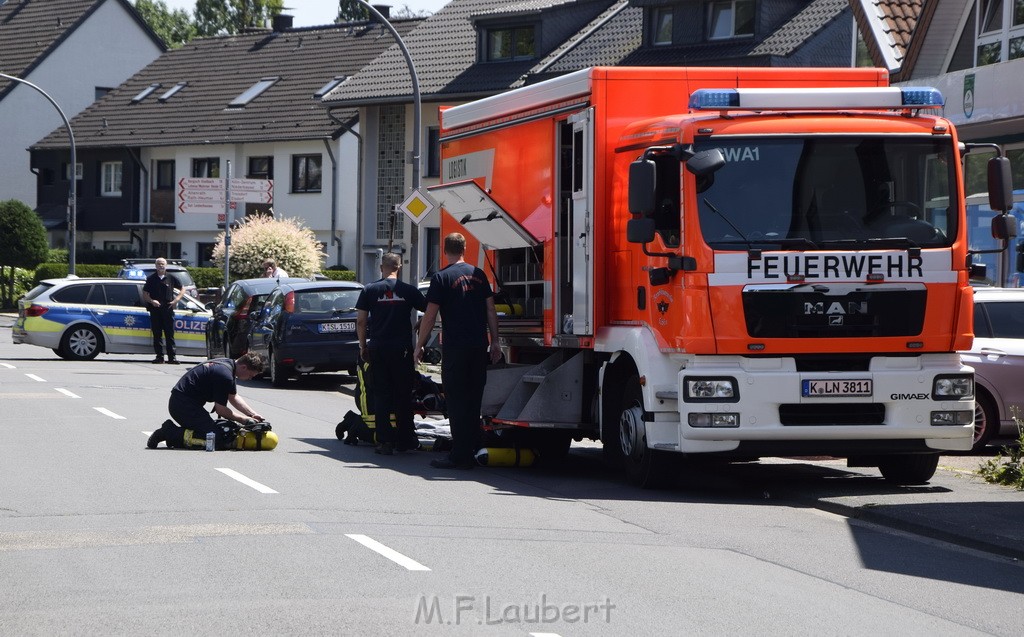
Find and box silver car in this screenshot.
[961,287,1024,449]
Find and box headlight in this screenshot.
[684,377,738,402]
[933,374,973,399]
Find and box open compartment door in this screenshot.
[428,180,539,249]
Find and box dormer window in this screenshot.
[652,7,674,46]
[486,24,536,62]
[131,83,161,103]
[708,0,755,40]
[229,77,278,108]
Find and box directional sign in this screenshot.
[229,178,273,204]
[177,177,273,212]
[398,188,436,225]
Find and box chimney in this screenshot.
[272,13,294,32]
[372,4,391,20]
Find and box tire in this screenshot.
[617,375,673,489]
[58,325,102,361]
[270,348,289,387]
[972,390,999,452]
[877,453,939,485]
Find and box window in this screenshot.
[314,76,347,99]
[131,83,161,103]
[103,284,143,308]
[291,154,322,193]
[708,0,755,40]
[652,7,674,45]
[976,0,1024,65]
[486,25,535,61]
[197,242,217,267]
[426,127,440,178]
[52,284,96,304]
[95,87,112,101]
[229,77,278,107]
[150,242,182,259]
[156,160,175,190]
[64,163,83,181]
[101,161,123,197]
[248,156,273,180]
[158,82,187,102]
[192,158,220,178]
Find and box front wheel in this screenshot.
[58,325,102,361]
[618,375,674,489]
[878,453,939,485]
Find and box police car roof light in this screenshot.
[688,87,944,111]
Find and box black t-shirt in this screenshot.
[143,271,180,308]
[356,277,426,349]
[172,358,236,406]
[425,262,493,349]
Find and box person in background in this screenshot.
[356,252,426,455]
[142,257,184,364]
[415,233,501,470]
[263,258,288,278]
[147,352,265,449]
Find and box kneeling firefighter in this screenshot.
[148,352,277,450]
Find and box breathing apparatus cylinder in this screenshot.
[474,447,536,467]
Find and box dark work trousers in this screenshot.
[369,347,417,449]
[168,391,216,436]
[149,307,177,359]
[440,346,488,465]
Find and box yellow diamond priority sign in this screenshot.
[398,188,436,225]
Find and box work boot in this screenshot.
[151,357,164,364]
[374,442,394,456]
[147,419,176,448]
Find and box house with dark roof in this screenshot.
[322,0,860,281]
[30,13,422,267]
[0,0,165,216]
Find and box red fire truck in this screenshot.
[429,66,1012,487]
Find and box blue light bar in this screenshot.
[688,87,945,111]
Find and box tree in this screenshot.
[336,0,369,22]
[134,0,197,48]
[0,200,49,307]
[211,213,325,279]
[195,0,284,37]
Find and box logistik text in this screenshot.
[747,253,923,280]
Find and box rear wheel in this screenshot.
[617,375,674,489]
[878,453,939,485]
[58,325,102,361]
[972,390,999,451]
[270,348,289,387]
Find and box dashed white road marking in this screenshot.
[215,468,278,494]
[345,534,431,571]
[25,373,45,382]
[55,388,80,398]
[0,363,15,369]
[530,633,564,637]
[94,407,126,419]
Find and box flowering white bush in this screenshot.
[210,213,325,279]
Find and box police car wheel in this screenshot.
[59,325,102,361]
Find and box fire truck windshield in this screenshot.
[694,136,957,250]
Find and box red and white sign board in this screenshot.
[178,178,273,213]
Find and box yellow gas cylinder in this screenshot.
[236,430,279,451]
[475,447,535,467]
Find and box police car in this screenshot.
[117,258,199,297]
[12,278,211,360]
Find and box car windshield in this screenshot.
[693,136,957,250]
[294,290,360,314]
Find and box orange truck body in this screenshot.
[431,67,976,485]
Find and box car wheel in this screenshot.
[59,325,102,361]
[972,390,999,452]
[270,349,288,387]
[616,374,673,489]
[877,453,939,485]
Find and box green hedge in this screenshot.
[34,263,120,282]
[319,269,356,281]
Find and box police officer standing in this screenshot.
[142,257,184,364]
[356,252,426,455]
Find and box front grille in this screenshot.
[779,403,886,425]
[743,288,926,338]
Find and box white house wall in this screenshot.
[0,0,162,208]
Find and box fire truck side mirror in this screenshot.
[987,156,1013,213]
[629,159,657,215]
[627,218,656,244]
[991,214,1017,240]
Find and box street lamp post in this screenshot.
[0,73,77,275]
[353,1,422,281]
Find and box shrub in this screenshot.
[319,269,357,281]
[210,214,325,279]
[978,410,1024,490]
[189,267,224,289]
[34,263,120,282]
[48,248,69,264]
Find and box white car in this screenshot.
[960,287,1024,449]
[12,277,211,361]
